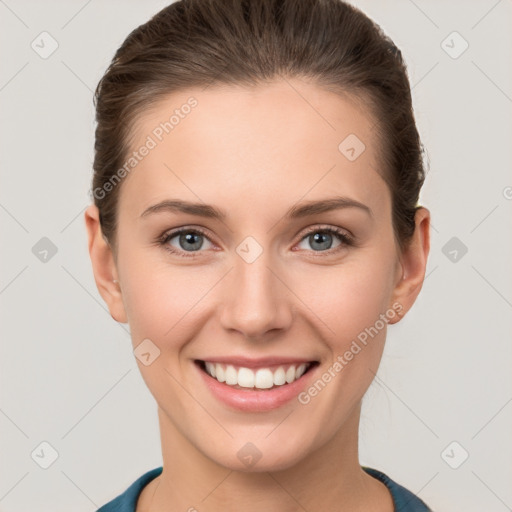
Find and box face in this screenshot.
[91,78,421,472]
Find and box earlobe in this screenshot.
[84,205,128,324]
[388,207,431,323]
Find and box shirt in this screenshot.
[96,465,433,511]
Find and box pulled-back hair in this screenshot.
[92,0,427,251]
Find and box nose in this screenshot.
[219,249,293,341]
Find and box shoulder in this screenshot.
[362,466,433,511]
[96,466,163,512]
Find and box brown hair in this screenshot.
[92,0,427,252]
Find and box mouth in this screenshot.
[195,359,320,391]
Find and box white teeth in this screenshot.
[285,366,296,384]
[295,363,307,379]
[225,365,238,385]
[203,362,312,389]
[255,368,274,389]
[205,362,216,378]
[215,364,225,383]
[273,366,286,386]
[238,367,255,388]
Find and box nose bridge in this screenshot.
[220,237,291,338]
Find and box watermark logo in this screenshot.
[92,97,198,201]
[31,441,59,469]
[236,236,264,263]
[32,237,58,263]
[237,442,262,468]
[442,236,468,263]
[338,134,366,162]
[441,31,469,60]
[298,302,403,405]
[441,441,469,469]
[133,338,161,366]
[31,31,59,59]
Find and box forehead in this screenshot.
[120,78,390,222]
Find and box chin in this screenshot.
[200,436,314,473]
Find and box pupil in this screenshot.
[311,232,331,251]
[181,232,202,250]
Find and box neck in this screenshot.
[137,402,393,512]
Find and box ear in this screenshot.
[84,204,128,323]
[388,207,430,324]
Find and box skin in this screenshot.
[85,77,430,511]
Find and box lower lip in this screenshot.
[195,361,318,412]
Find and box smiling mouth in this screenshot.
[195,360,320,390]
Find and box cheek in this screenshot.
[295,255,396,347]
[292,252,397,407]
[116,250,211,401]
[117,246,220,348]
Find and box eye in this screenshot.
[158,227,214,258]
[157,225,354,259]
[295,226,354,254]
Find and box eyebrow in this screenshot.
[140,196,373,221]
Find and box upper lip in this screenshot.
[196,356,318,368]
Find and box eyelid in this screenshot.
[298,224,354,242]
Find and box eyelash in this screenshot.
[156,225,354,259]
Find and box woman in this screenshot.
[86,0,432,510]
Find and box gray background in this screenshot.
[1,0,511,510]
